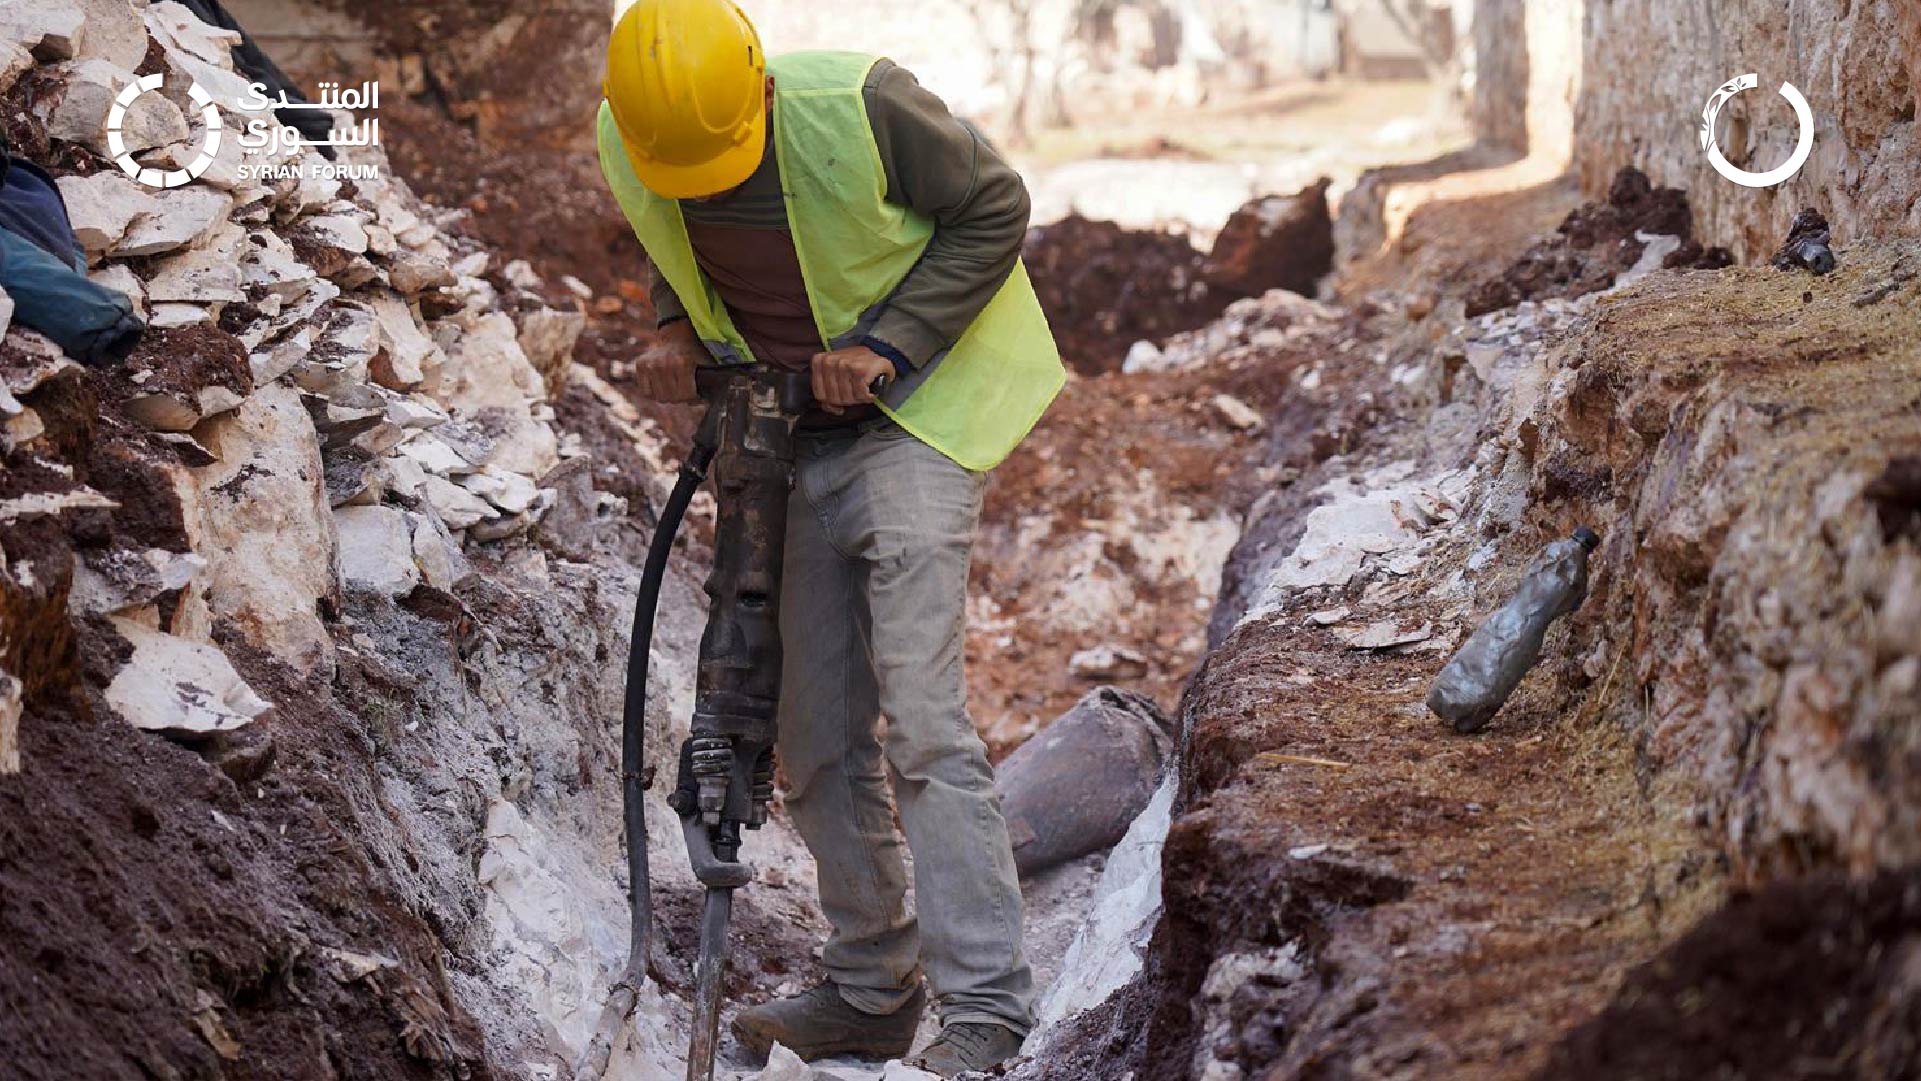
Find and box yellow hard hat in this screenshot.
[603,0,768,199]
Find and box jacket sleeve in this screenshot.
[861,62,1030,369]
[0,226,144,367]
[649,271,689,327]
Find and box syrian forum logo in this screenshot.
[107,74,381,189]
[1699,74,1814,188]
[109,74,221,188]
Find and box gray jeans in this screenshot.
[776,421,1034,1034]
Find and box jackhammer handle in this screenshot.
[693,364,890,411]
[693,364,816,415]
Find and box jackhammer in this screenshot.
[575,364,814,1081]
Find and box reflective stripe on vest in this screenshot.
[595,50,1064,471]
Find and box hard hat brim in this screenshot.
[623,106,767,200]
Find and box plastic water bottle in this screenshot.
[1427,527,1600,733]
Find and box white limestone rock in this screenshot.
[124,392,205,431]
[399,432,474,476]
[149,303,212,328]
[502,259,541,292]
[381,453,428,500]
[1210,393,1263,432]
[71,548,208,617]
[0,6,83,62]
[190,385,338,676]
[0,41,33,98]
[335,505,420,598]
[56,172,159,261]
[1068,644,1150,680]
[368,292,440,391]
[38,58,187,158]
[410,510,473,590]
[385,396,448,431]
[387,248,455,295]
[459,467,541,516]
[422,475,495,530]
[146,224,247,303]
[240,232,319,303]
[516,308,586,396]
[117,187,233,258]
[143,1,242,66]
[433,311,559,476]
[250,327,311,385]
[72,0,150,71]
[238,277,339,351]
[105,619,272,735]
[291,302,380,392]
[0,486,118,524]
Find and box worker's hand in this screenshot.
[633,322,704,403]
[810,345,894,413]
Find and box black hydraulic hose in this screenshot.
[617,402,724,987]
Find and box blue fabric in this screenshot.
[0,226,144,367]
[0,157,84,271]
[859,335,913,378]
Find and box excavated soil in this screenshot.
[2,353,502,1079]
[1021,215,1224,375]
[1462,167,1732,317]
[0,654,496,1081]
[1542,866,1921,1080]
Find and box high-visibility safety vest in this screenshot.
[595,50,1065,472]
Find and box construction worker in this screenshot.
[596,0,1066,1075]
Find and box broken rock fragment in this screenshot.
[124,384,245,431]
[410,511,472,590]
[55,173,159,262]
[335,505,422,598]
[105,618,272,735]
[515,308,586,397]
[116,187,233,258]
[1772,208,1837,276]
[191,384,337,676]
[1,6,83,62]
[422,475,494,530]
[37,57,186,158]
[1203,178,1335,299]
[70,547,206,617]
[1068,644,1149,681]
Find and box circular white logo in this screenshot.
[108,74,223,189]
[1699,74,1813,189]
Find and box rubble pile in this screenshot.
[0,5,733,1079]
[2,0,590,730]
[1463,166,1733,317]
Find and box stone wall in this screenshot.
[1577,0,1920,260]
[1475,0,1921,261]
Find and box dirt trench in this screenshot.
[1023,184,1921,1081]
[10,3,1921,1077]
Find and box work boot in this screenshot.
[907,1022,1025,1077]
[732,982,925,1062]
